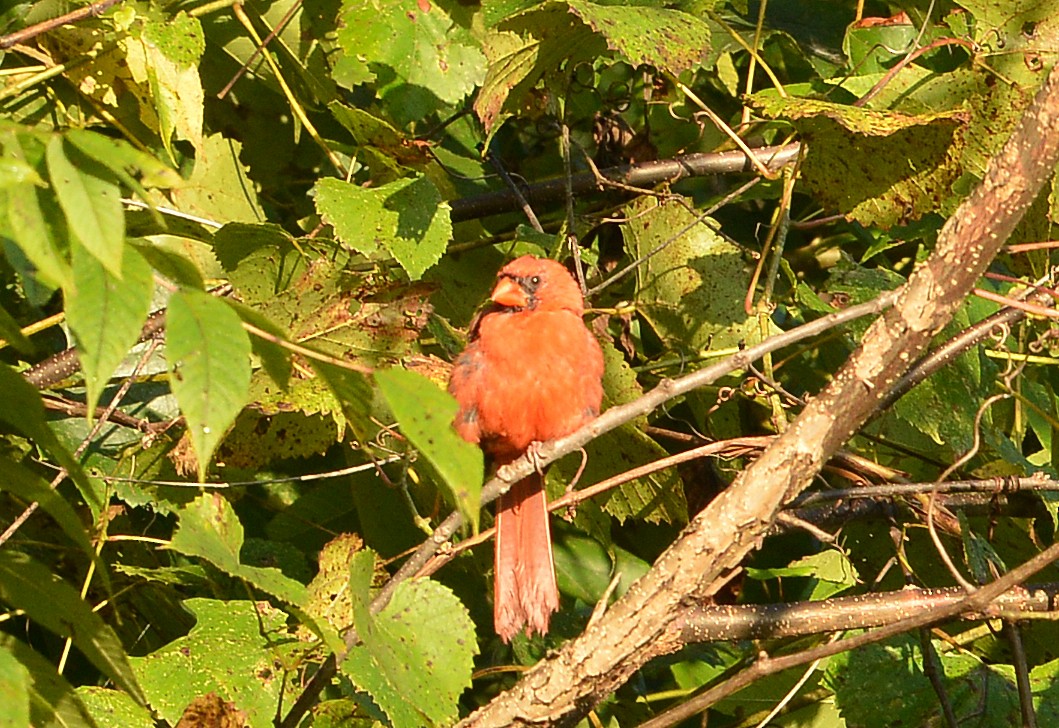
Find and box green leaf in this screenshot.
[0,645,30,728]
[170,134,263,224]
[165,291,252,478]
[169,493,308,606]
[566,0,711,73]
[341,550,478,728]
[334,0,485,123]
[0,551,146,706]
[0,457,97,565]
[0,634,98,728]
[76,687,155,728]
[0,131,71,290]
[0,300,33,354]
[553,532,649,605]
[126,14,205,156]
[65,129,182,190]
[825,634,1019,726]
[66,243,153,419]
[314,176,451,280]
[45,137,125,277]
[375,368,483,530]
[131,599,285,727]
[168,493,341,652]
[625,195,769,353]
[0,363,100,514]
[751,96,966,228]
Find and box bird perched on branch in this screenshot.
[448,255,604,642]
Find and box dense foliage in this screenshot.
[1,0,1058,726]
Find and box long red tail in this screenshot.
[494,472,559,642]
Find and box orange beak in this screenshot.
[491,277,529,308]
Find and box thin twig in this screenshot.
[920,627,960,728]
[1004,621,1037,728]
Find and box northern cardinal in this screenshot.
[448,255,604,641]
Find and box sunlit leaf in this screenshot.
[165,291,252,478]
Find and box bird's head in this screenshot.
[490,256,585,314]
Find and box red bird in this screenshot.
[448,255,604,642]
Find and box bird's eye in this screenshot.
[530,276,541,286]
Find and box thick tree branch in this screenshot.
[677,581,1059,643]
[459,61,1059,727]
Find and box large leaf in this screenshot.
[45,137,125,277]
[169,134,263,224]
[168,493,341,651]
[341,550,478,728]
[0,552,145,706]
[66,243,154,419]
[131,599,285,727]
[825,634,1019,726]
[752,95,967,228]
[314,175,451,280]
[165,291,252,478]
[376,367,484,530]
[334,0,486,123]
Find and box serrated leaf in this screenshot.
[0,551,146,706]
[0,635,98,728]
[334,0,485,123]
[587,424,687,524]
[76,687,155,728]
[66,243,153,419]
[45,137,125,277]
[314,176,451,280]
[825,634,1019,726]
[131,599,284,727]
[342,550,478,728]
[165,291,252,479]
[566,0,710,73]
[376,368,483,530]
[169,493,308,605]
[0,646,30,728]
